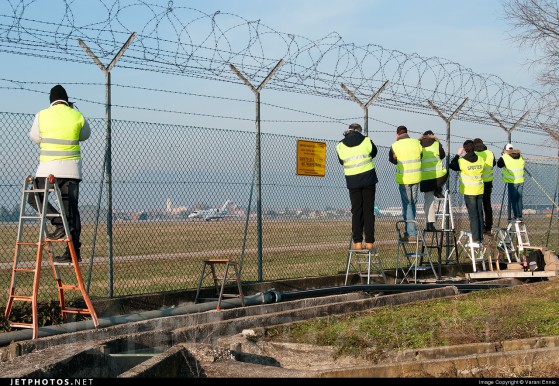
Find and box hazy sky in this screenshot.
[0,0,551,159]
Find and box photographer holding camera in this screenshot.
[28,84,91,264]
[497,143,525,221]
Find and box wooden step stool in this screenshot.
[194,259,245,310]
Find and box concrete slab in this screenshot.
[467,270,557,280]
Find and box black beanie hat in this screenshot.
[49,84,69,103]
[423,130,434,136]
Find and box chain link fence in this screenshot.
[1,112,558,305]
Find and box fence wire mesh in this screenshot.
[1,112,558,306]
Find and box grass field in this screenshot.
[1,215,558,306]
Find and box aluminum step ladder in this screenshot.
[4,175,99,339]
[395,220,439,284]
[493,226,517,263]
[507,220,530,254]
[456,230,487,272]
[344,238,386,285]
[430,190,462,275]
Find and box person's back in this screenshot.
[497,143,525,220]
[450,140,485,244]
[29,84,90,263]
[389,125,422,240]
[419,130,447,231]
[473,138,495,234]
[336,123,378,250]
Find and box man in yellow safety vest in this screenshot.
[449,140,485,245]
[497,143,525,221]
[473,138,496,235]
[336,123,378,251]
[389,125,422,241]
[420,130,448,232]
[28,84,91,264]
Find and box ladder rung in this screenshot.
[359,273,383,278]
[9,322,34,329]
[61,307,93,315]
[16,241,40,246]
[10,295,33,302]
[59,284,81,291]
[14,268,37,273]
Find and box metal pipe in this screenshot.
[0,292,274,346]
[0,282,509,346]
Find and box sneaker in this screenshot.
[365,242,374,250]
[53,249,81,264]
[47,226,66,240]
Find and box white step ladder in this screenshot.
[431,190,461,274]
[435,189,455,231]
[493,226,517,263]
[456,230,487,272]
[344,237,386,284]
[507,220,530,254]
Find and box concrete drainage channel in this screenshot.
[1,278,556,378]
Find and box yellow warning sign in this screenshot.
[296,140,326,177]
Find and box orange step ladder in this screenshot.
[4,175,99,339]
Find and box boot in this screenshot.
[53,248,81,264]
[47,225,66,240]
[426,222,437,232]
[352,242,363,250]
[365,243,374,250]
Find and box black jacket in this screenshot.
[449,151,479,172]
[337,131,378,189]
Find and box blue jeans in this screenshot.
[398,183,419,237]
[508,183,524,220]
[464,194,484,243]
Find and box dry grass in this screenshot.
[264,278,559,360]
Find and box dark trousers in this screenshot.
[349,185,376,244]
[482,181,493,232]
[28,177,82,249]
[464,194,484,243]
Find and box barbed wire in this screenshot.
[1,0,558,137]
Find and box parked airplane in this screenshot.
[188,200,231,221]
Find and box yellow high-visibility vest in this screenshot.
[336,138,374,176]
[421,141,447,181]
[458,157,484,195]
[475,149,495,182]
[38,104,85,161]
[501,154,525,184]
[392,138,422,184]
